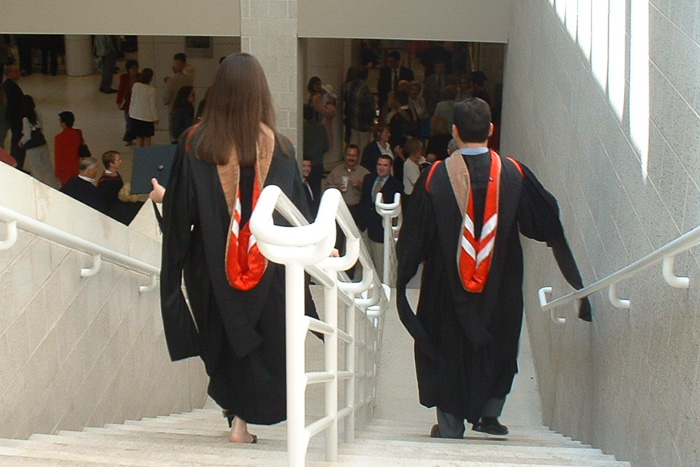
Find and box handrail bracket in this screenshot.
[0,220,18,251]
[139,274,158,293]
[80,254,102,278]
[608,282,630,309]
[662,255,689,289]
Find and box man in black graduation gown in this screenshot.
[396,97,591,438]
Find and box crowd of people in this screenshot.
[1,34,198,225]
[302,43,501,278]
[2,38,589,447]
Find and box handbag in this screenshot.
[78,143,91,157]
[23,125,47,150]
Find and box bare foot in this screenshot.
[230,416,257,443]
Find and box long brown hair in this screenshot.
[193,53,277,167]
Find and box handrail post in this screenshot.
[375,192,400,285]
[359,303,368,422]
[344,300,356,443]
[324,275,339,462]
[250,186,391,463]
[382,214,392,285]
[286,262,307,467]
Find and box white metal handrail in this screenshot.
[539,224,700,323]
[0,205,159,292]
[375,192,402,286]
[250,186,393,467]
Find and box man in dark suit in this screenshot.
[2,64,26,169]
[358,153,403,282]
[377,51,415,109]
[422,60,457,117]
[301,158,319,218]
[60,157,107,213]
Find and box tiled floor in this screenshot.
[3,61,170,188]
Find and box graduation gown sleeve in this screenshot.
[516,162,592,321]
[160,145,201,361]
[396,169,441,360]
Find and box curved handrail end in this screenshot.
[80,254,102,278]
[550,309,566,324]
[139,274,158,293]
[608,282,631,309]
[537,286,553,309]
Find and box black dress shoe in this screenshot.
[472,417,508,436]
[101,88,118,94]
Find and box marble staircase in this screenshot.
[0,408,631,466]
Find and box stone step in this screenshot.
[0,409,631,467]
[369,418,573,437]
[339,439,619,464]
[133,412,582,449]
[0,437,293,466]
[334,453,628,467]
[99,414,586,455]
[358,423,586,448]
[0,453,113,466]
[0,434,631,467]
[32,429,301,454]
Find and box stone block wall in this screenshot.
[502,1,700,465]
[242,0,300,146]
[0,164,208,439]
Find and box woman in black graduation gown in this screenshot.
[159,53,310,443]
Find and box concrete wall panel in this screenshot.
[298,0,508,42]
[0,163,208,439]
[503,1,700,465]
[0,0,240,36]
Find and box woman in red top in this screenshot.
[54,111,84,186]
[116,59,140,145]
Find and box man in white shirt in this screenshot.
[324,144,369,222]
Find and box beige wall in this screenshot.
[0,164,208,439]
[0,0,507,41]
[0,0,241,35]
[298,0,509,42]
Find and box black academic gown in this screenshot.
[160,134,310,425]
[59,177,107,213]
[396,150,590,424]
